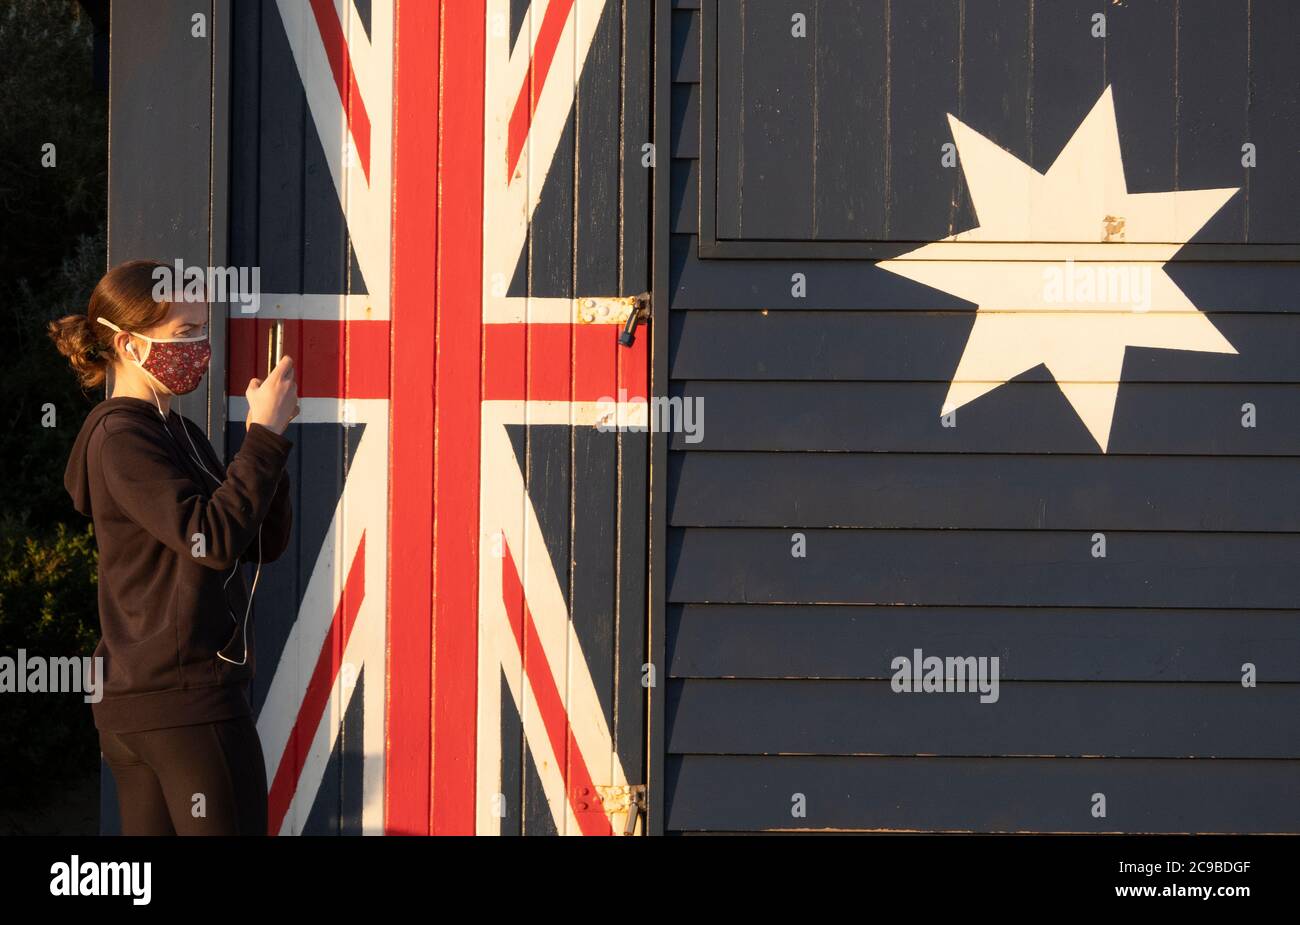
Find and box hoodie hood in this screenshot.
[64,396,168,517]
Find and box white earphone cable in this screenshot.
[132,339,263,667]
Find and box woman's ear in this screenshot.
[114,332,135,361]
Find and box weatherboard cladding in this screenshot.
[660,0,1300,833]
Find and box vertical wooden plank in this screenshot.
[812,0,886,240]
[647,0,672,836]
[112,0,217,428]
[209,0,232,458]
[1105,0,1176,196]
[577,3,621,294]
[283,0,348,836]
[103,0,219,836]
[229,0,262,275]
[478,0,524,838]
[954,0,1032,234]
[497,671,523,834]
[670,7,699,83]
[1177,0,1248,241]
[696,4,718,250]
[107,3,214,267]
[886,0,959,242]
[228,0,262,461]
[569,417,617,817]
[617,0,653,827]
[522,0,576,836]
[288,420,344,834]
[1246,0,1300,242]
[386,0,441,835]
[573,0,622,812]
[716,0,816,239]
[336,0,360,836]
[615,369,648,825]
[432,0,485,837]
[301,100,352,292]
[623,0,653,294]
[1029,0,1103,173]
[231,9,304,825]
[258,0,307,294]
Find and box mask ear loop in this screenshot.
[97,317,170,420]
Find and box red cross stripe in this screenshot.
[483,320,647,403]
[390,0,644,834]
[227,318,390,399]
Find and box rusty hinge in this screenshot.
[576,294,639,324]
[575,293,650,347]
[575,783,646,835]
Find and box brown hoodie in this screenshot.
[63,396,292,733]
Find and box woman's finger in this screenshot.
[264,354,291,384]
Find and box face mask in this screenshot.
[96,317,211,395]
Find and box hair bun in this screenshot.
[48,312,110,390]
[51,259,173,392]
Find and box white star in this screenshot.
[879,86,1239,451]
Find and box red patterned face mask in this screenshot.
[96,317,212,395]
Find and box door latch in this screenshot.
[618,293,650,347]
[589,783,646,835]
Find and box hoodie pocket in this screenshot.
[174,563,239,687]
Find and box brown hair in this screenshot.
[48,259,172,389]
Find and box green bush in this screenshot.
[0,522,100,807]
[0,0,107,815]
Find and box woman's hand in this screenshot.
[245,355,300,435]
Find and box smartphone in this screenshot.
[266,319,285,378]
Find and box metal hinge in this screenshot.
[586,783,647,835]
[575,293,650,347]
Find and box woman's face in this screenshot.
[140,297,209,341]
[116,299,210,395]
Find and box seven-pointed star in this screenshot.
[878,86,1239,451]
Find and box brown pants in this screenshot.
[99,714,268,836]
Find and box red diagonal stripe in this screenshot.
[505,0,576,182]
[267,532,367,835]
[309,0,372,182]
[502,542,612,836]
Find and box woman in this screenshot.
[48,259,299,835]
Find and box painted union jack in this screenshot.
[225,0,646,835]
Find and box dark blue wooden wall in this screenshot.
[655,0,1300,833]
